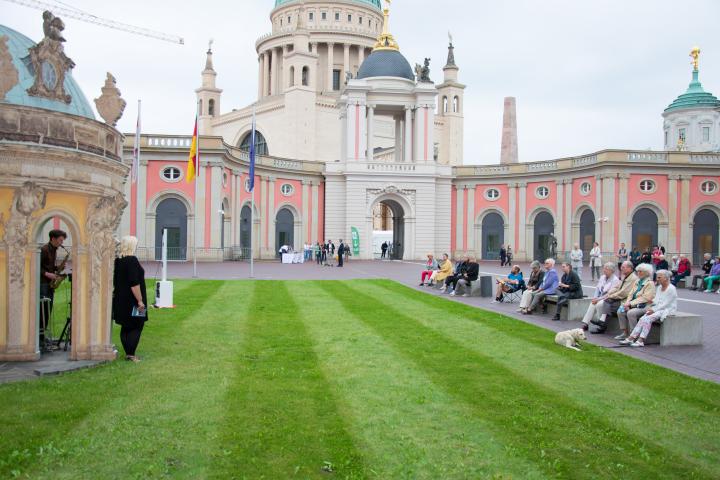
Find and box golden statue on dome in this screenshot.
[374,0,400,51]
[690,46,700,71]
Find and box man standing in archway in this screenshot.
[337,239,345,267]
[39,229,67,348]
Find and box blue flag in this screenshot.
[248,109,256,192]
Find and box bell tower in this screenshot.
[436,35,465,165]
[196,41,223,135]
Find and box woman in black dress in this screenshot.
[113,236,148,362]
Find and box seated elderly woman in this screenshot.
[615,263,656,340]
[518,261,545,314]
[428,253,453,287]
[581,262,620,330]
[419,253,439,286]
[620,269,677,347]
[493,265,524,303]
[671,255,691,286]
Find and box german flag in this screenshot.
[186,115,199,183]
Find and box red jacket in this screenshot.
[677,258,691,275]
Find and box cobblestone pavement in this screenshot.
[145,258,720,384]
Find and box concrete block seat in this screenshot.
[544,295,592,321]
[602,312,702,346]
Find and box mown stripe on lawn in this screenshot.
[357,280,720,471]
[378,279,720,411]
[287,281,547,479]
[0,279,225,479]
[210,281,368,479]
[321,281,718,480]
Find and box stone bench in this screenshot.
[644,313,703,346]
[544,295,592,321]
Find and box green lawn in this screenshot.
[1,279,719,479]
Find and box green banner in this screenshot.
[351,227,360,256]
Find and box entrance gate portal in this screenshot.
[375,199,405,260]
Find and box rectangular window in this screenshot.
[287,16,291,24]
[348,14,352,22]
[679,128,686,141]
[321,11,327,20]
[359,16,363,24]
[333,70,341,90]
[703,126,710,142]
[664,131,668,146]
[335,12,340,21]
[309,12,314,21]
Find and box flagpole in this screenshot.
[193,100,199,278]
[250,105,256,279]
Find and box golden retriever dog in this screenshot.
[555,328,587,351]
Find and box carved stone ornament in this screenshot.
[26,11,76,104]
[0,35,19,101]
[3,182,47,288]
[94,73,126,126]
[86,193,128,293]
[366,185,416,205]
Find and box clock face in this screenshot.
[41,61,58,89]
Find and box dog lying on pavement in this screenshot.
[555,328,587,351]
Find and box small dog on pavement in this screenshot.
[555,328,587,351]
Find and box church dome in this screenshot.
[0,24,95,119]
[357,49,415,81]
[665,69,720,113]
[274,0,382,10]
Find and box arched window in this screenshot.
[288,66,295,87]
[198,99,203,116]
[453,96,460,113]
[442,96,448,113]
[302,66,309,86]
[239,130,269,156]
[208,99,215,116]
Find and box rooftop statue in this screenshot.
[26,10,76,104]
[415,58,432,83]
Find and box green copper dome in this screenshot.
[665,69,720,113]
[274,0,382,10]
[0,24,94,119]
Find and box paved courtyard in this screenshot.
[147,258,720,383]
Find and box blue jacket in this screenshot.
[540,269,559,294]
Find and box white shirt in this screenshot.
[651,283,678,321]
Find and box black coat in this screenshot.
[464,262,479,282]
[559,271,583,299]
[338,243,345,255]
[112,256,148,327]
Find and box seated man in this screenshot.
[526,259,559,314]
[580,262,620,330]
[671,255,691,286]
[451,255,479,297]
[552,262,583,321]
[615,263,656,340]
[689,253,713,290]
[590,261,638,333]
[620,269,677,347]
[493,265,524,303]
[443,256,469,294]
[518,261,545,314]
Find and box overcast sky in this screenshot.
[4,0,719,164]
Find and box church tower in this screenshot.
[436,37,465,165]
[196,42,223,135]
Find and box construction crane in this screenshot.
[3,0,185,45]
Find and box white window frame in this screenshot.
[700,180,718,195]
[484,188,501,201]
[280,183,295,196]
[160,165,183,183]
[579,182,592,196]
[639,179,656,194]
[535,185,550,200]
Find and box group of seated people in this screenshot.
[515,259,584,321]
[688,253,720,293]
[418,253,479,297]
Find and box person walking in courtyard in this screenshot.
[506,246,513,266]
[589,242,602,281]
[617,242,628,271]
[518,260,545,314]
[580,262,620,330]
[615,263,656,341]
[570,243,584,280]
[420,253,439,286]
[314,242,322,265]
[499,244,507,266]
[337,239,345,267]
[113,236,148,363]
[620,270,677,348]
[381,241,388,259]
[552,262,583,321]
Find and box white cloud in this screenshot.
[4,0,719,164]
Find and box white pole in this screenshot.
[162,228,168,282]
[192,100,200,278]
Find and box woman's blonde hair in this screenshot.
[119,235,138,258]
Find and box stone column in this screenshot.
[136,160,148,247]
[456,185,465,254]
[343,43,350,79]
[358,46,365,71]
[602,174,616,254]
[311,182,320,243]
[668,174,679,253]
[618,174,630,246]
[230,172,237,247]
[270,47,278,95]
[210,165,222,249]
[366,105,375,162]
[267,176,276,253]
[262,50,270,97]
[258,54,263,99]
[555,180,564,253]
[259,176,268,253]
[508,183,517,255]
[595,174,603,247]
[327,43,335,91]
[302,180,310,246]
[518,182,527,260]
[679,175,691,253]
[466,185,475,254]
[310,42,318,90]
[564,179,573,255]
[413,105,423,163]
[394,116,402,162]
[404,106,412,163]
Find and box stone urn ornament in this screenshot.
[94,72,126,127]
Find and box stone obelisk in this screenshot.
[500,97,518,164]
